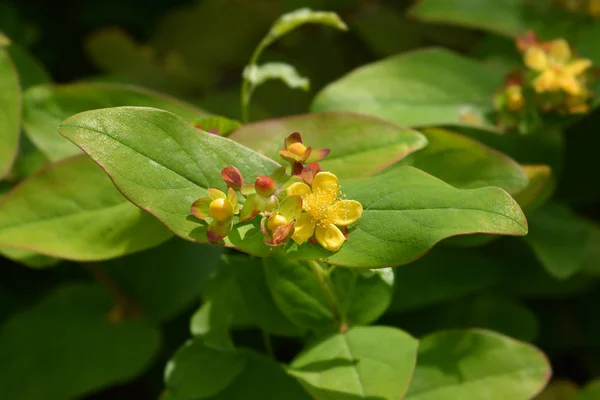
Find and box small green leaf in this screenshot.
[524,202,591,279]
[389,247,504,313]
[0,284,161,400]
[577,379,600,400]
[0,155,172,261]
[287,166,528,268]
[59,107,280,257]
[312,48,502,130]
[164,338,246,400]
[289,326,419,400]
[405,329,551,400]
[101,238,222,323]
[229,111,427,179]
[263,254,335,333]
[398,128,528,194]
[192,115,241,136]
[232,254,305,337]
[23,83,208,161]
[0,47,20,179]
[264,8,348,48]
[244,62,309,93]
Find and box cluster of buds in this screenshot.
[494,31,596,133]
[555,0,600,18]
[190,132,363,252]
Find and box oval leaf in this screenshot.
[59,106,280,256]
[289,326,419,400]
[398,128,528,194]
[311,48,502,130]
[0,284,161,400]
[244,62,309,91]
[0,46,21,178]
[23,82,208,161]
[0,154,172,261]
[287,166,528,268]
[229,111,427,179]
[405,329,551,400]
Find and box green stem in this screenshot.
[241,38,269,123]
[307,260,347,332]
[262,331,275,358]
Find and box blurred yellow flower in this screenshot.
[286,172,362,252]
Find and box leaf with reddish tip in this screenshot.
[208,220,233,242]
[191,197,211,220]
[229,112,427,180]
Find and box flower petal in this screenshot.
[239,194,259,222]
[190,197,211,220]
[279,195,302,221]
[565,58,592,75]
[279,149,305,163]
[315,224,346,252]
[292,213,316,245]
[328,200,363,226]
[306,148,331,163]
[286,182,312,197]
[208,188,226,200]
[549,39,571,63]
[558,74,583,96]
[533,69,559,93]
[272,221,296,245]
[312,171,339,194]
[227,187,239,214]
[207,219,233,241]
[284,132,303,148]
[524,47,549,71]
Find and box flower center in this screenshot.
[302,187,338,228]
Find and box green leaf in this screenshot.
[405,329,551,400]
[577,380,600,400]
[289,326,419,400]
[398,128,528,194]
[59,107,280,257]
[232,254,305,337]
[513,165,554,212]
[6,43,50,90]
[192,115,241,136]
[0,247,59,269]
[263,254,335,333]
[0,46,20,179]
[311,48,502,130]
[524,202,591,279]
[0,32,9,47]
[287,166,528,268]
[535,380,579,400]
[263,8,348,48]
[11,134,50,179]
[331,267,394,326]
[101,237,222,323]
[0,283,161,400]
[164,338,246,400]
[23,82,208,161]
[0,154,172,261]
[389,247,504,313]
[229,111,427,180]
[244,62,309,92]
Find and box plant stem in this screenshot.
[86,264,139,322]
[307,260,347,332]
[262,331,275,358]
[240,38,269,123]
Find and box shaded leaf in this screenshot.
[6,43,50,90]
[0,247,59,269]
[0,46,20,178]
[577,379,600,400]
[405,329,551,400]
[0,155,172,261]
[229,111,427,180]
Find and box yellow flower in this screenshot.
[286,172,362,252]
[524,39,592,96]
[506,85,524,111]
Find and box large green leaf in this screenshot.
[0,46,20,178]
[405,329,551,400]
[398,128,527,194]
[389,247,504,313]
[524,202,591,279]
[0,283,161,400]
[60,107,527,268]
[0,154,172,261]
[229,111,427,179]
[59,107,280,257]
[23,82,208,161]
[311,48,502,130]
[287,166,528,268]
[101,237,222,323]
[289,326,419,400]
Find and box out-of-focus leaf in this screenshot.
[0,283,161,400]
[101,238,222,323]
[312,48,502,130]
[398,128,528,194]
[6,43,50,89]
[513,165,554,212]
[0,45,20,179]
[244,62,309,92]
[229,111,427,179]
[524,202,591,279]
[577,379,600,400]
[0,247,59,269]
[534,379,579,400]
[23,82,207,161]
[405,329,551,400]
[289,326,419,400]
[0,155,172,262]
[192,115,241,136]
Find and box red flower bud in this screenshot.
[221,167,244,190]
[255,176,276,197]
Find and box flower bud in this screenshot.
[288,142,307,157]
[267,214,289,233]
[209,198,234,221]
[221,167,244,190]
[255,176,276,197]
